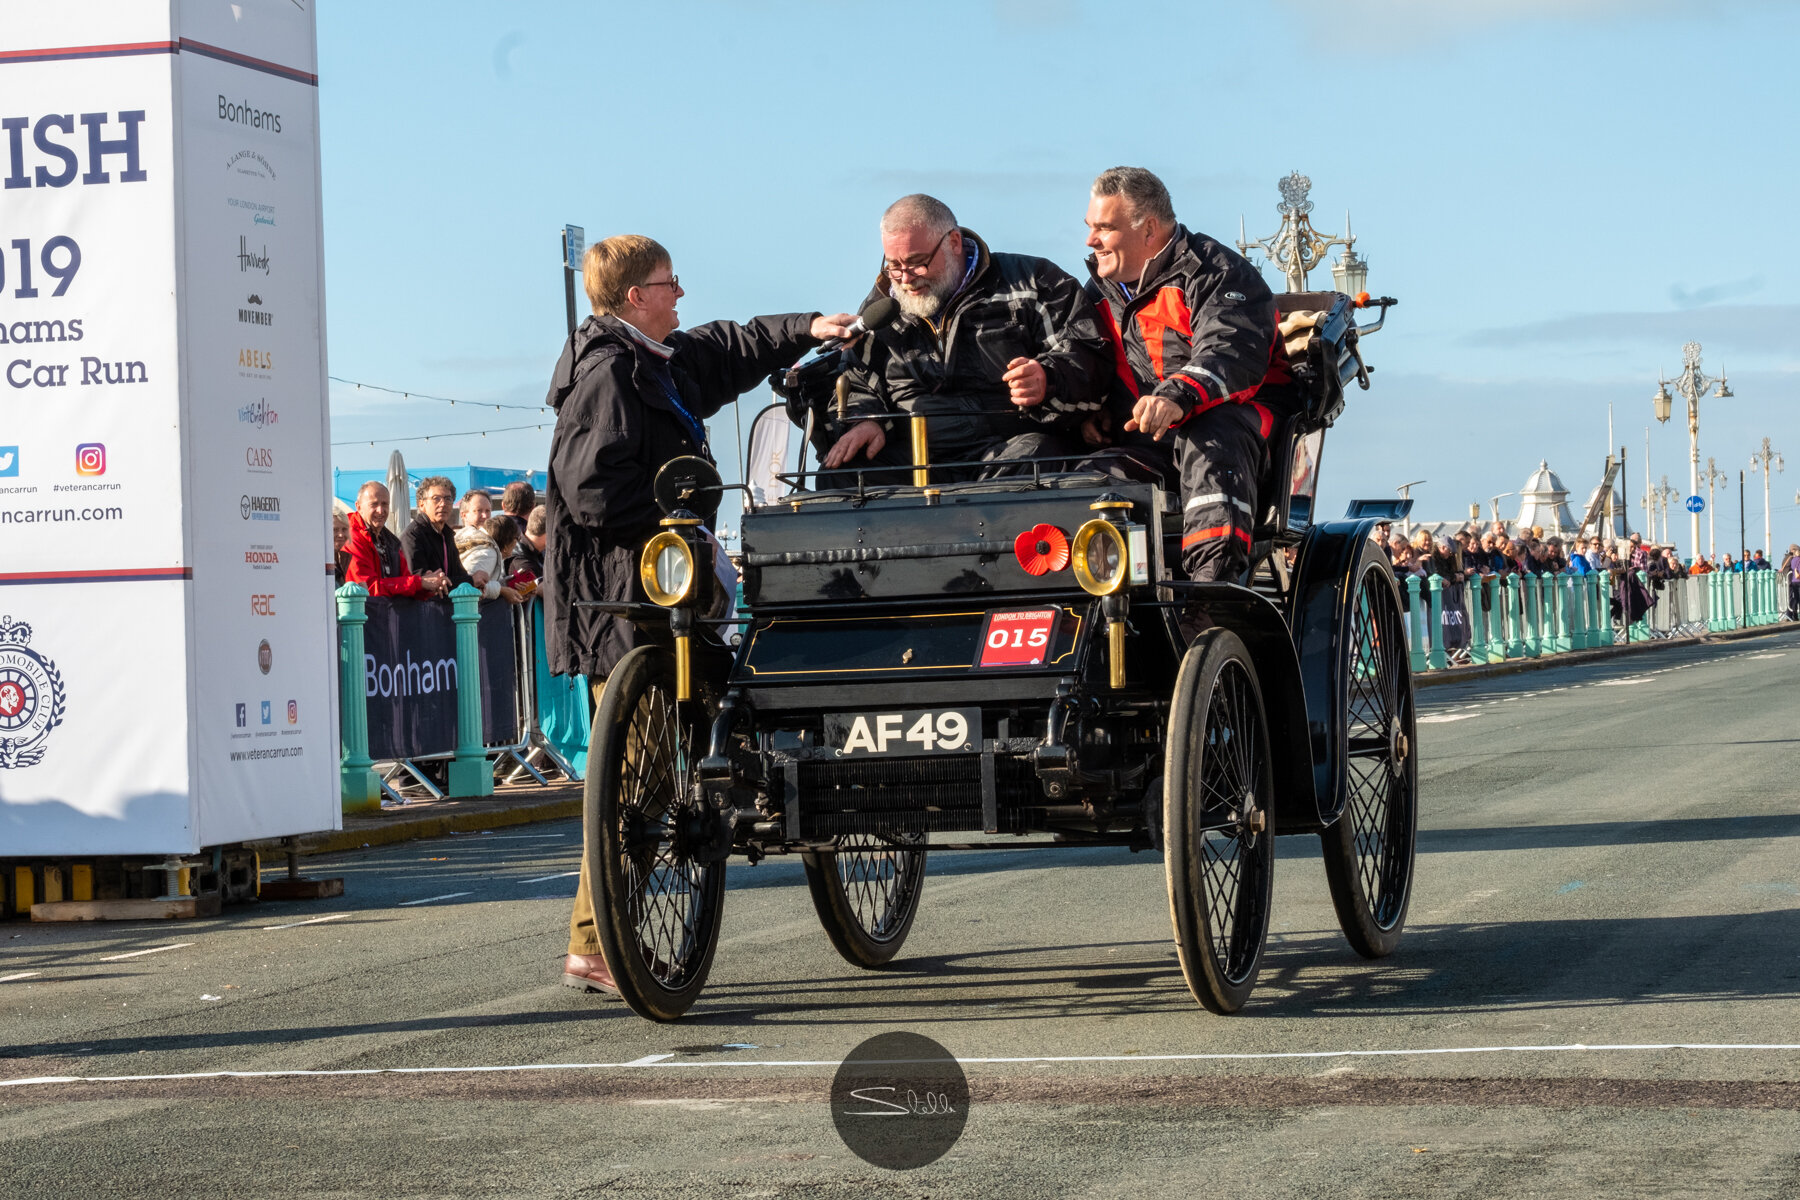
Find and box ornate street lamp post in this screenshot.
[1654,476,1679,546]
[1652,341,1731,562]
[1749,437,1784,557]
[1699,456,1729,560]
[1238,172,1364,295]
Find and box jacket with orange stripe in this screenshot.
[1083,225,1280,448]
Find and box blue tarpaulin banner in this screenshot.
[360,598,517,761]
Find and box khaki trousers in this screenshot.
[566,679,605,957]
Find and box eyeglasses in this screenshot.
[637,275,680,291]
[883,229,954,279]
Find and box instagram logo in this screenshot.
[75,443,106,476]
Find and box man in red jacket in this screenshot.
[343,481,447,598]
[1082,166,1283,585]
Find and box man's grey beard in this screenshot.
[893,269,959,319]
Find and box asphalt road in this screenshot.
[4,629,1799,1198]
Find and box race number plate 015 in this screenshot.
[824,708,980,756]
[977,609,1057,667]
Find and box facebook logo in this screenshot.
[260,700,271,725]
[235,703,246,728]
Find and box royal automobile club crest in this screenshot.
[0,616,67,769]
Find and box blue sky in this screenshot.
[320,0,1800,557]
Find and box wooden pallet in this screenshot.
[31,894,223,922]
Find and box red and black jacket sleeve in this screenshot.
[1149,244,1278,419]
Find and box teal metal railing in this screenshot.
[1403,565,1791,674]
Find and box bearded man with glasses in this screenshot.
[821,193,1110,480]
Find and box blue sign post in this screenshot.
[1685,495,1705,514]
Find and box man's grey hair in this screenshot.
[880,193,958,237]
[526,504,547,537]
[1091,166,1176,230]
[356,479,388,502]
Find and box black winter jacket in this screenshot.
[1085,226,1282,451]
[543,312,819,679]
[838,228,1110,453]
[402,520,473,591]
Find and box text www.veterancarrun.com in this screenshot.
[231,746,305,761]
[1,504,125,524]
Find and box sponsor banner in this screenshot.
[0,583,193,856]
[0,4,336,853]
[179,9,336,847]
[361,598,518,762]
[0,49,180,566]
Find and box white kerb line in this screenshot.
[397,893,473,906]
[0,971,42,983]
[8,1042,1800,1089]
[99,943,194,962]
[262,914,352,930]
[518,872,578,885]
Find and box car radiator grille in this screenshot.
[794,754,1039,837]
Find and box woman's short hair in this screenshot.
[484,514,519,551]
[584,234,671,316]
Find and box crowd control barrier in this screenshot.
[334,585,586,812]
[1398,566,1793,675]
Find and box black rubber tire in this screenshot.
[1164,629,1276,1015]
[584,646,726,1022]
[1320,547,1419,959]
[802,833,927,968]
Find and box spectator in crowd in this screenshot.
[344,481,446,598]
[509,504,546,580]
[1568,537,1593,574]
[1749,549,1772,570]
[483,516,536,596]
[1542,537,1568,575]
[454,508,525,603]
[455,490,499,584]
[1434,535,1472,663]
[500,481,536,542]
[1372,519,1393,560]
[1720,552,1739,572]
[1690,554,1715,575]
[403,476,474,594]
[1782,544,1800,619]
[332,511,350,586]
[1589,539,1616,570]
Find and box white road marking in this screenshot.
[99,943,193,962]
[397,892,472,906]
[0,971,41,983]
[1596,678,1649,686]
[518,872,579,885]
[1418,713,1480,724]
[9,1043,1800,1088]
[262,914,352,930]
[1748,653,1787,660]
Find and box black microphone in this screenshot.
[819,296,899,351]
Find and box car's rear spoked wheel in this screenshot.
[1164,629,1276,1014]
[1321,556,1418,958]
[586,646,726,1021]
[803,832,927,967]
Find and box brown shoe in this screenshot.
[561,953,620,997]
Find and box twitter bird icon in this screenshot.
[0,447,17,477]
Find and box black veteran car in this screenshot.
[578,292,1413,1022]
